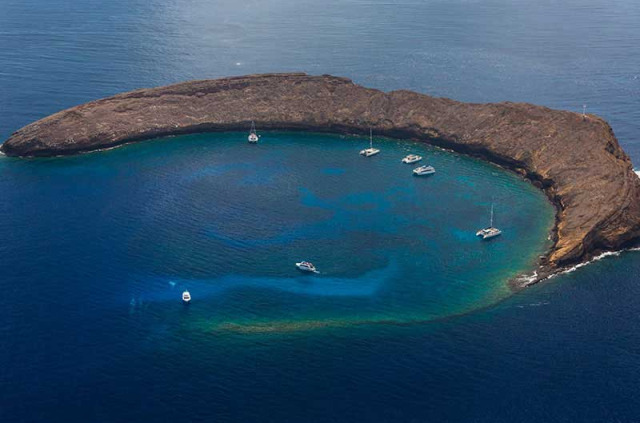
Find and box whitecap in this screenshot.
[549,250,624,279]
[515,270,538,286]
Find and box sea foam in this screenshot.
[549,250,628,279]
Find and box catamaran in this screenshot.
[248,121,259,143]
[476,203,502,240]
[402,154,423,164]
[413,165,436,176]
[360,128,380,157]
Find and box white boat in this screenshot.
[413,165,436,176]
[360,128,380,157]
[402,154,423,164]
[476,204,502,240]
[296,261,319,273]
[248,121,259,143]
[182,290,191,303]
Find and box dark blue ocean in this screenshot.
[1,1,640,422]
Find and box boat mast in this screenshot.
[369,128,373,149]
[490,203,494,227]
[250,120,256,134]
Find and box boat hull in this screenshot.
[360,149,380,157]
[295,262,318,273]
[402,156,422,164]
[476,229,502,239]
[413,169,435,176]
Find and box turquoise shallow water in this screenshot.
[0,132,554,334]
[3,0,640,421]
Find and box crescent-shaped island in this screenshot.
[3,73,640,285]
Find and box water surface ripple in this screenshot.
[2,1,640,421]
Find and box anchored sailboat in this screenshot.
[248,121,259,143]
[359,128,380,157]
[476,203,502,240]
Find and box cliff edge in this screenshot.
[3,73,640,280]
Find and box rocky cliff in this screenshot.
[3,73,640,281]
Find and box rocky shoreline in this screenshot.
[3,73,640,285]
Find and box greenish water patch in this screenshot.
[104,131,555,333]
[0,131,555,333]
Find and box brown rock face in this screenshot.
[3,73,640,279]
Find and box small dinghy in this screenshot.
[296,261,319,273]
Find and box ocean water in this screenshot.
[1,1,640,422]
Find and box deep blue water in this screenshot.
[1,1,640,422]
